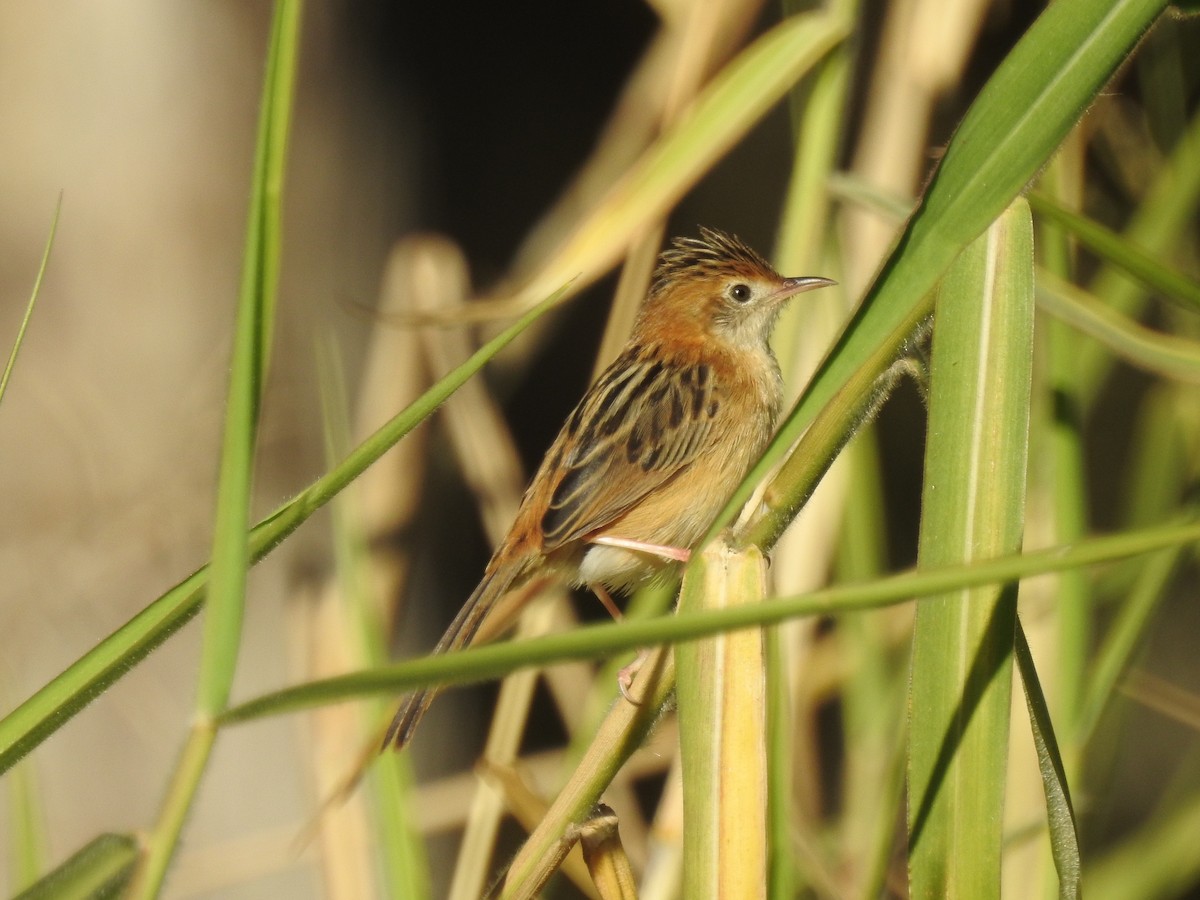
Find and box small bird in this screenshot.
[385,227,835,750]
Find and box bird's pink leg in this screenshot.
[589,582,623,622]
[588,535,691,562]
[586,537,690,704]
[586,581,647,704]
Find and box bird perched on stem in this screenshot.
[385,227,835,750]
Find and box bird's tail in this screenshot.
[383,562,523,751]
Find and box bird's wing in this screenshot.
[538,351,722,550]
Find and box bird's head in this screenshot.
[637,227,835,350]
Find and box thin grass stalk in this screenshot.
[592,0,760,371]
[401,240,557,899]
[1085,789,1200,900]
[6,754,46,892]
[0,198,61,893]
[907,199,1035,897]
[1078,103,1200,401]
[762,621,799,898]
[1036,152,1091,763]
[498,648,676,898]
[565,578,678,772]
[1036,271,1200,383]
[219,517,1200,724]
[835,436,908,899]
[317,340,431,898]
[126,2,301,893]
[473,10,846,317]
[1027,191,1200,313]
[0,195,60,407]
[769,0,858,887]
[351,245,446,900]
[1078,385,1196,744]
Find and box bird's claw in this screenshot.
[617,648,650,705]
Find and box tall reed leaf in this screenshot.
[908,200,1035,897]
[736,0,1166,550]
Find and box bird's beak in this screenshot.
[773,276,837,301]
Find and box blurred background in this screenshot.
[1,1,1197,898]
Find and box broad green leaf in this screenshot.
[908,200,1034,898]
[734,0,1168,553]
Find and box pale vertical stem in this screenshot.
[907,200,1036,898]
[676,541,769,899]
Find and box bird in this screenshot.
[384,227,835,750]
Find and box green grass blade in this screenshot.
[734,0,1167,552]
[907,200,1035,897]
[0,283,564,777]
[1037,269,1200,383]
[217,518,1200,726]
[1028,191,1200,313]
[1078,102,1200,397]
[1035,151,1091,773]
[0,195,62,882]
[128,1,302,894]
[12,834,138,900]
[1014,619,1081,900]
[315,338,430,898]
[1078,546,1185,744]
[836,437,909,900]
[6,756,47,892]
[1077,388,1195,741]
[196,0,299,723]
[0,195,61,408]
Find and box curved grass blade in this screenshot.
[1078,102,1200,398]
[1028,191,1200,313]
[1037,270,1200,383]
[0,195,61,408]
[127,0,302,893]
[1014,618,1080,900]
[0,284,568,777]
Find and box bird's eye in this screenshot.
[728,283,752,303]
